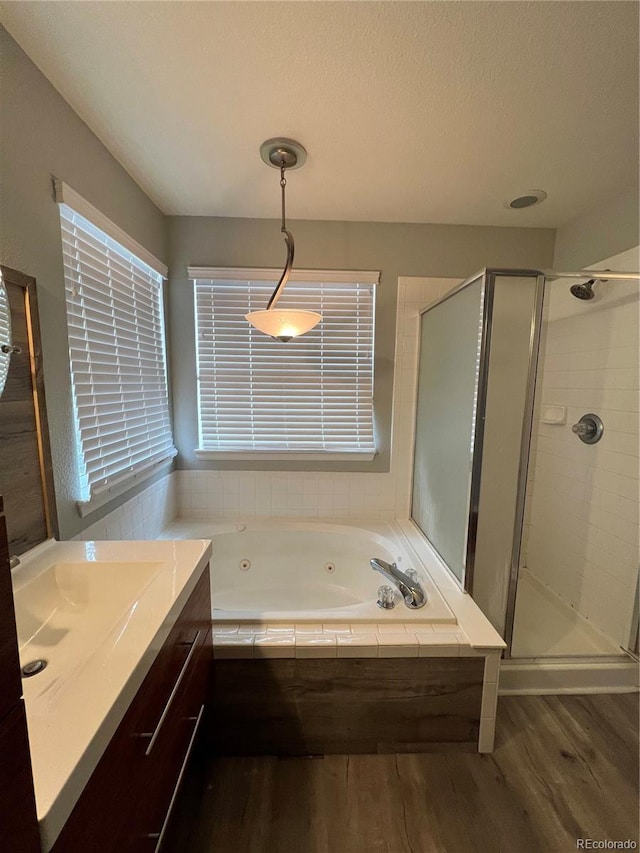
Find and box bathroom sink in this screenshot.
[14,559,165,654]
[10,536,213,850]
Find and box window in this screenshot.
[57,182,176,512]
[191,267,378,459]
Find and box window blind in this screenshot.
[193,273,377,454]
[59,204,176,504]
[0,273,11,393]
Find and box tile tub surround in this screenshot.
[72,278,457,538]
[72,277,459,537]
[174,277,459,521]
[164,516,504,752]
[210,621,501,754]
[73,473,177,542]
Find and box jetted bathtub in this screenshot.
[160,519,457,624]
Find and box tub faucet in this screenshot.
[370,558,426,609]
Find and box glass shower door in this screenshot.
[411,274,487,586]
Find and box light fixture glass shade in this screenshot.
[245,309,322,341]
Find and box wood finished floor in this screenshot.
[166,694,639,853]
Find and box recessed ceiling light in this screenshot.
[505,190,547,209]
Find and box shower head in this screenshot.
[570,279,596,300]
[569,275,608,301]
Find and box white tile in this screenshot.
[238,624,267,635]
[294,623,324,635]
[266,624,295,634]
[336,634,379,658]
[213,636,254,659]
[254,635,296,658]
[376,623,408,634]
[478,717,496,753]
[295,636,337,658]
[417,634,460,657]
[410,623,435,633]
[377,634,419,657]
[431,622,460,633]
[323,624,351,634]
[481,682,499,719]
[212,623,239,635]
[484,652,501,683]
[351,623,379,633]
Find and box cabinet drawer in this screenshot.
[128,567,211,741]
[130,630,211,850]
[51,567,212,852]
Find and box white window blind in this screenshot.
[59,204,176,507]
[193,271,377,456]
[0,272,11,394]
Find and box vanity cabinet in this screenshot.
[0,496,41,853]
[0,496,22,719]
[51,566,212,853]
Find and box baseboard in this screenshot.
[499,657,640,695]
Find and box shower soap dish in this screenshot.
[541,405,566,425]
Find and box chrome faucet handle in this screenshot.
[571,413,604,445]
[405,567,418,582]
[377,585,396,610]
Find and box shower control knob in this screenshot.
[572,413,604,445]
[572,422,593,437]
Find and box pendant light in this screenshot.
[245,138,322,342]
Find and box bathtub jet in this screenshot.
[370,557,427,609]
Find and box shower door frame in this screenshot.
[503,267,640,659]
[411,268,546,653]
[500,271,546,657]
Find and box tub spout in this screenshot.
[370,558,426,609]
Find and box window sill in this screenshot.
[76,449,177,517]
[193,449,377,462]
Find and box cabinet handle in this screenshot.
[146,703,205,852]
[139,630,201,756]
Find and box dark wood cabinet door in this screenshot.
[51,568,212,852]
[0,702,41,853]
[0,503,23,722]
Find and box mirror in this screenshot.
[0,265,57,556]
[0,272,11,397]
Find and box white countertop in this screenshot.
[12,537,212,851]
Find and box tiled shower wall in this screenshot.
[523,254,639,647]
[78,277,457,538]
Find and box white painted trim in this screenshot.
[499,658,639,695]
[76,451,177,517]
[187,266,380,285]
[54,178,168,277]
[194,449,377,461]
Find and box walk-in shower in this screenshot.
[411,264,639,688]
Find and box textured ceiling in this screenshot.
[1,1,638,226]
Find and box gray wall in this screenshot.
[168,216,555,472]
[553,187,640,270]
[0,27,168,539]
